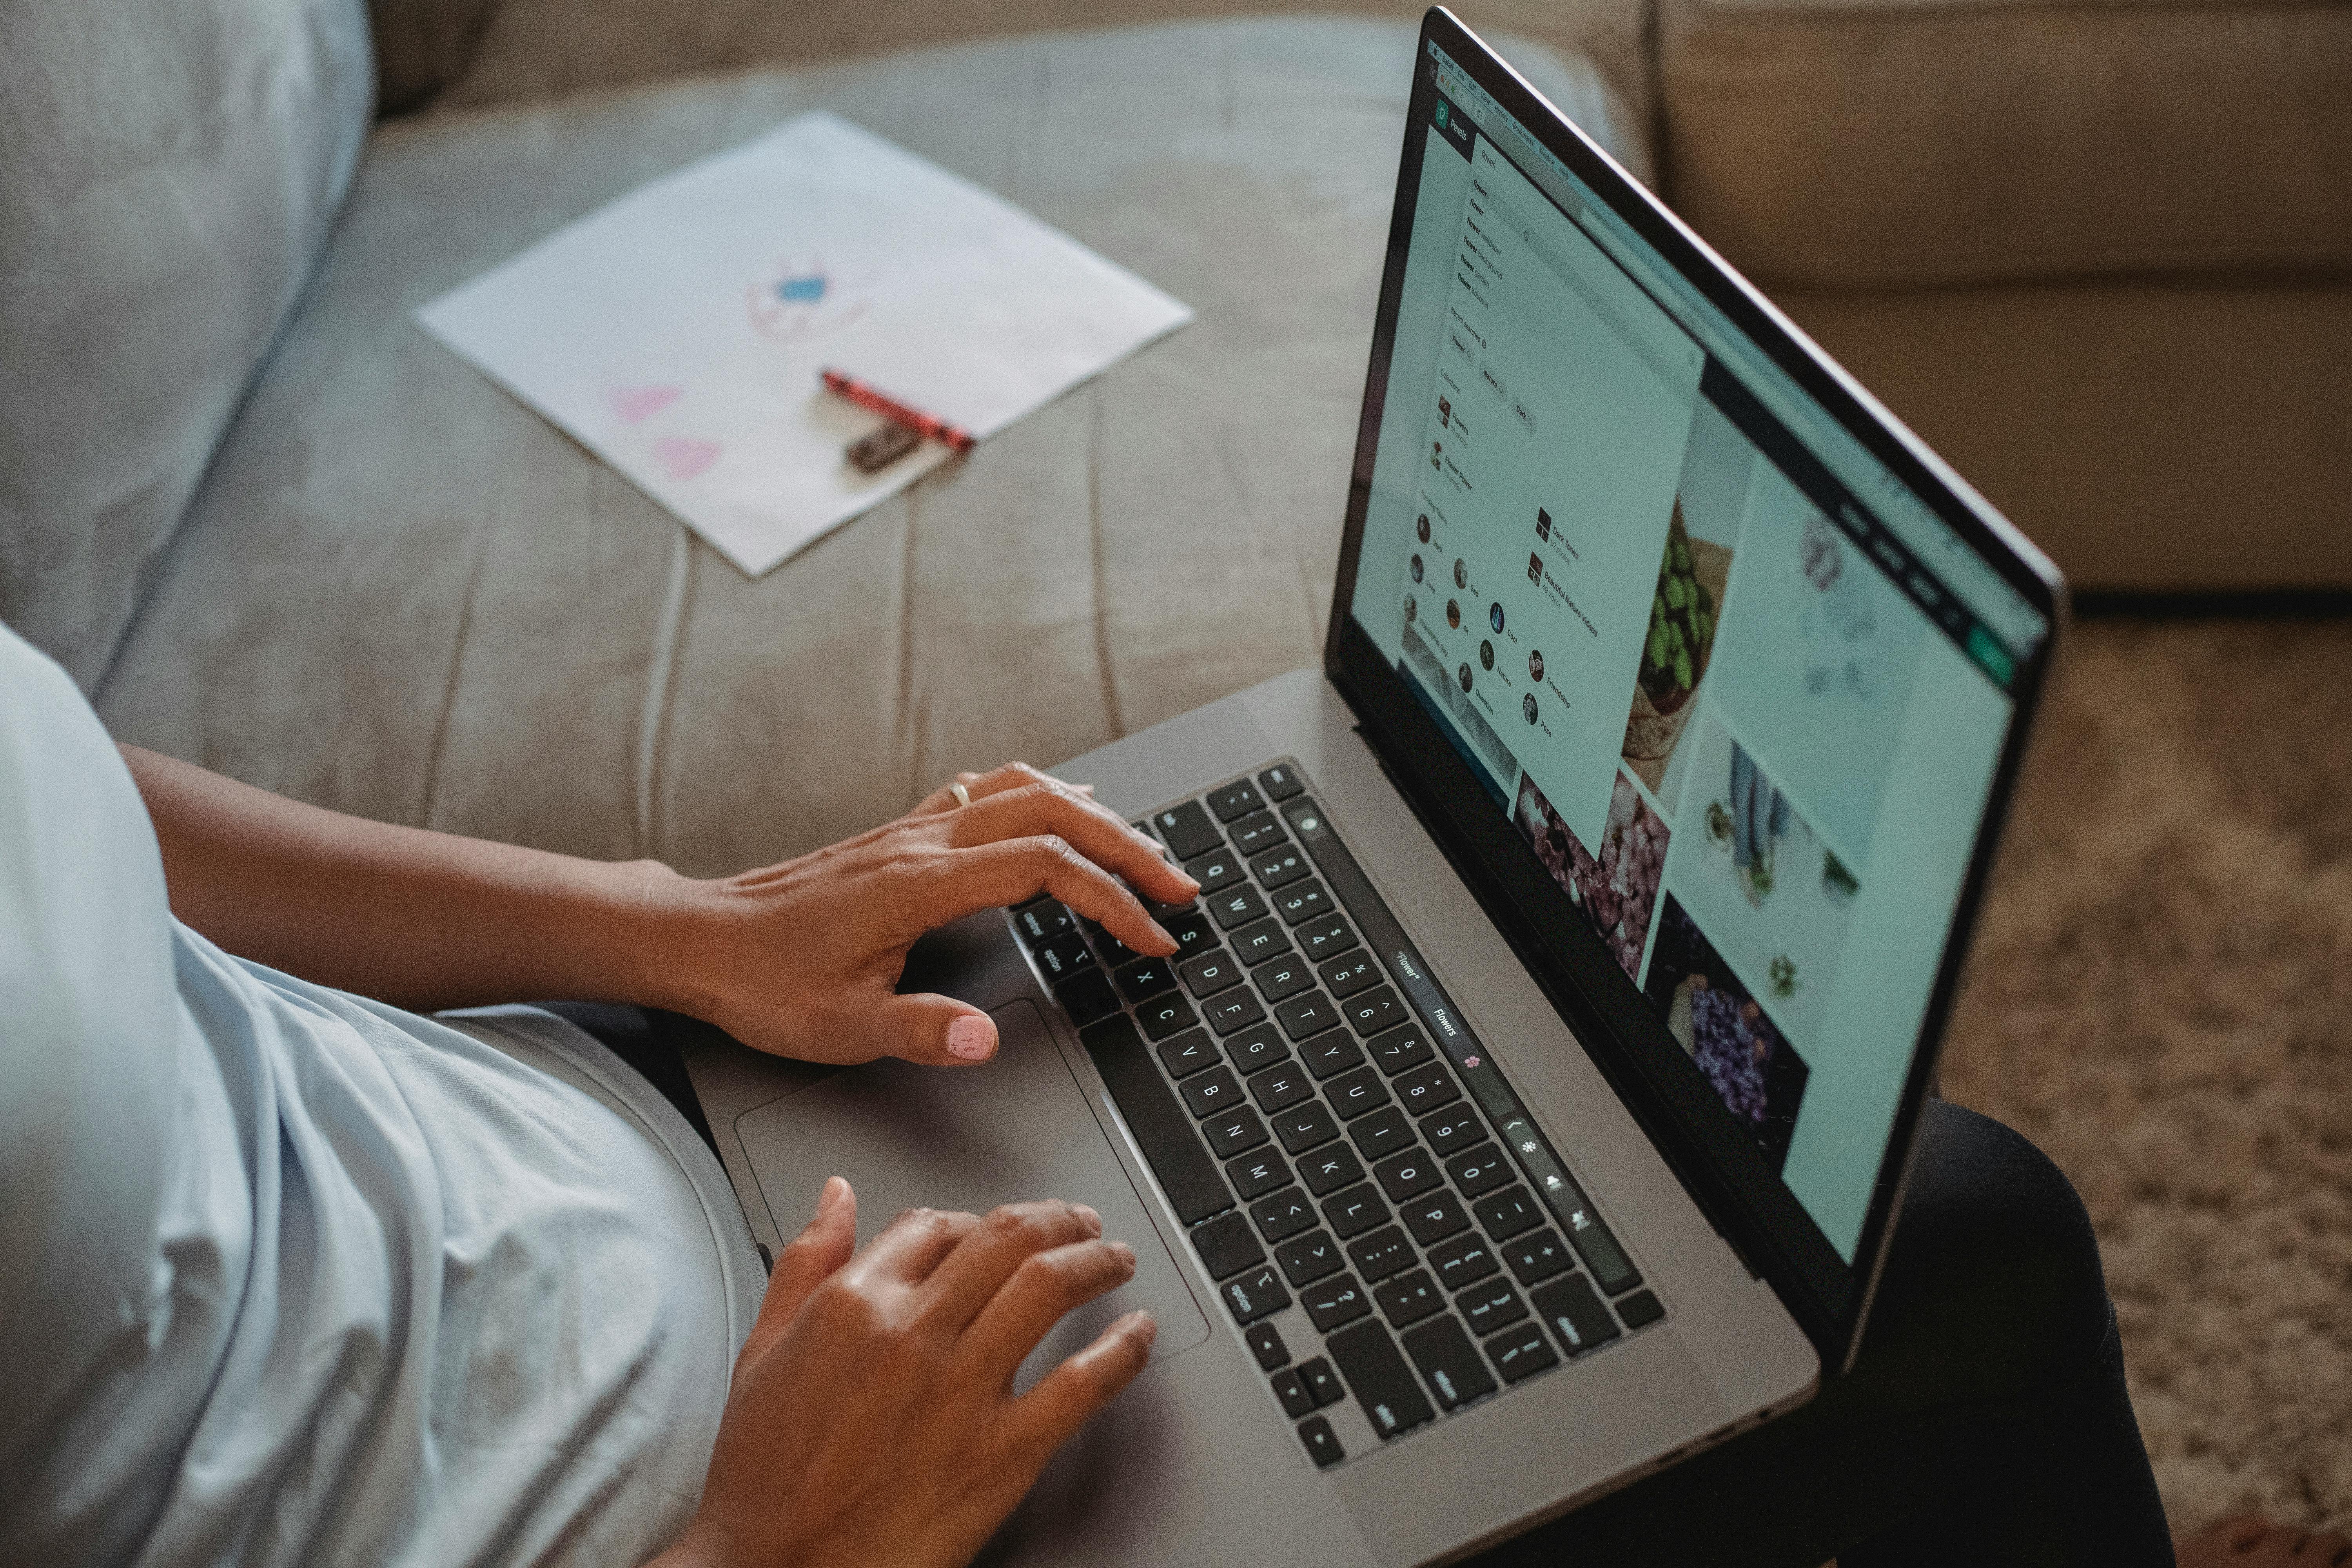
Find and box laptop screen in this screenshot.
[1339,30,2053,1318]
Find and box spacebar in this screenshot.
[1081,1014,1235,1225]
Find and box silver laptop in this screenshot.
[684,11,2065,1562]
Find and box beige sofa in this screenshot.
[2,0,2341,881]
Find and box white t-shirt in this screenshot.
[0,624,764,1566]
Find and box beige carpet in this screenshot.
[1936,615,2352,1537]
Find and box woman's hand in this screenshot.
[654,1178,1157,1568]
[649,763,1197,1068]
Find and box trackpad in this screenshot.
[737,999,1210,1391]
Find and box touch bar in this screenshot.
[1081,1013,1235,1225]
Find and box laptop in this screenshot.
[682,10,2065,1562]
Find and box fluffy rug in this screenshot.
[1938,615,2352,1535]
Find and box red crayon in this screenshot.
[820,367,975,454]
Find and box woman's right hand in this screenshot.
[653,1178,1157,1568]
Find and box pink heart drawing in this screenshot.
[652,435,721,481]
[607,383,682,423]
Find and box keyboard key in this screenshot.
[1246,1321,1290,1370]
[1298,1356,1344,1409]
[1180,1065,1243,1118]
[1162,907,1220,959]
[1081,1014,1232,1225]
[1426,1230,1500,1290]
[1402,1314,1499,1411]
[1539,1169,1644,1296]
[1275,1229,1345,1287]
[1318,950,1381,998]
[1011,898,1076,948]
[1400,1189,1471,1247]
[1273,990,1340,1041]
[1346,1225,1416,1282]
[1504,1230,1575,1287]
[1208,778,1265,821]
[1203,1107,1269,1158]
[1054,967,1120,1025]
[1221,1265,1290,1326]
[1245,1061,1316,1116]
[1294,913,1358,961]
[1483,1322,1560,1384]
[1531,1273,1621,1354]
[1137,992,1200,1042]
[1270,1101,1341,1154]
[1179,949,1244,998]
[1258,763,1306,802]
[1227,916,1290,965]
[1189,1212,1265,1280]
[1271,1367,1318,1418]
[1474,1187,1544,1241]
[1446,1143,1515,1199]
[1347,1107,1416,1163]
[1390,1060,1462,1114]
[1222,1021,1287,1074]
[1325,1065,1394,1121]
[1226,1149,1292,1200]
[1373,1269,1443,1329]
[1420,1104,1487,1155]
[1250,953,1317,1004]
[1298,1414,1345,1468]
[1248,846,1311,889]
[1300,1272,1374,1333]
[1183,847,1245,896]
[1113,955,1178,1004]
[1081,918,1145,968]
[1326,1319,1436,1440]
[1371,1148,1444,1204]
[1368,1025,1436,1077]
[1033,929,1094,984]
[1200,987,1267,1036]
[1207,885,1269,931]
[1454,1278,1526,1337]
[1154,800,1224,861]
[1298,1142,1367,1195]
[1229,810,1287,855]
[1342,986,1406,1037]
[1250,1186,1319,1243]
[1275,880,1333,926]
[1321,1182,1391,1239]
[1297,1030,1366,1081]
[1617,1289,1666,1329]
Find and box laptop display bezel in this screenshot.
[1323,6,2066,1370]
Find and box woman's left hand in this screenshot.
[644,763,1197,1068]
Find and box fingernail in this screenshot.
[946,1015,996,1061]
[1124,1310,1158,1343]
[1150,921,1177,949]
[1110,1241,1136,1268]
[1072,1203,1103,1234]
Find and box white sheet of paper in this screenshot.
[416,112,1195,576]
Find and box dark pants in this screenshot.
[546,1003,2174,1568]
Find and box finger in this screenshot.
[917,836,1178,956]
[960,1236,1139,1379]
[1004,1309,1157,1460]
[860,991,998,1066]
[915,1200,1104,1330]
[949,785,1195,904]
[841,1204,982,1292]
[741,1176,857,1363]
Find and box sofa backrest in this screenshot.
[0,0,374,693]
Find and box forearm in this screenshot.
[122,745,695,1012]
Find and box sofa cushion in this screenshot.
[0,0,374,691]
[96,18,1642,875]
[426,0,1654,133]
[1660,0,2352,288]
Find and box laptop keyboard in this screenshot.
[1009,760,1667,1470]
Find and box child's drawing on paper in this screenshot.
[746,255,873,341]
